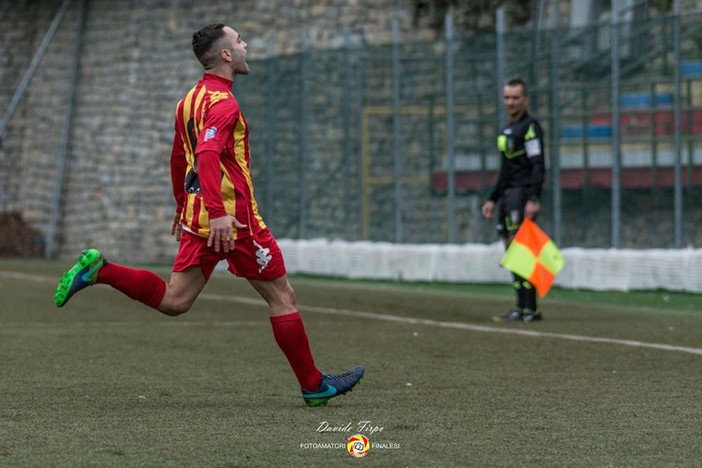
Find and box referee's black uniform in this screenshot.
[488,111,545,233]
[488,111,545,316]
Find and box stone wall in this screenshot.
[0,0,431,261]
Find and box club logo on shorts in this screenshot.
[253,239,272,273]
[510,209,521,225]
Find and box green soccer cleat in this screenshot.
[302,366,364,407]
[54,249,105,308]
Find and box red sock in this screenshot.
[270,311,323,391]
[97,262,166,309]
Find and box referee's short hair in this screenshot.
[505,77,528,96]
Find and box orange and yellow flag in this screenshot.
[500,218,565,298]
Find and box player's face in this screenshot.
[222,26,249,75]
[503,84,528,121]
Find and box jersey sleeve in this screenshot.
[526,120,546,200]
[488,158,508,203]
[196,99,237,155]
[169,113,187,214]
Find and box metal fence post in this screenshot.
[264,35,277,230]
[298,29,309,239]
[549,9,562,246]
[495,6,506,130]
[46,0,87,258]
[342,23,353,241]
[392,17,403,243]
[356,40,365,241]
[673,0,683,248]
[529,0,547,115]
[445,11,457,243]
[610,0,622,248]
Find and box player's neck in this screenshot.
[204,66,235,82]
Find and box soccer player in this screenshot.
[54,23,363,406]
[481,77,546,323]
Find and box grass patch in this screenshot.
[1,260,701,466]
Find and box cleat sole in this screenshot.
[303,376,362,407]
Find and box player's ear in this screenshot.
[220,48,232,63]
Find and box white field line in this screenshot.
[0,271,56,283]
[3,271,702,356]
[200,294,702,357]
[0,320,267,329]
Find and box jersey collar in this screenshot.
[202,73,234,89]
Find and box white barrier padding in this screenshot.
[273,239,701,292]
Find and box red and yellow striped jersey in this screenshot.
[170,73,266,239]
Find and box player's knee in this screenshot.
[163,307,189,316]
[281,283,297,309]
[268,282,297,315]
[158,299,192,316]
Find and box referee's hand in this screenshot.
[481,200,495,219]
[525,200,540,219]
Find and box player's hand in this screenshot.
[525,200,540,219]
[481,200,495,219]
[208,215,247,252]
[171,211,182,241]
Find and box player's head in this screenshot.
[503,77,529,121]
[192,24,249,75]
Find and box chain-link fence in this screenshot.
[237,10,702,249]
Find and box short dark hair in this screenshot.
[192,23,227,69]
[505,77,528,96]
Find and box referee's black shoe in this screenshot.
[522,309,542,322]
[491,308,523,323]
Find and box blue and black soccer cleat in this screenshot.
[54,249,105,308]
[302,365,364,407]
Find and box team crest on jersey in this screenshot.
[204,127,217,141]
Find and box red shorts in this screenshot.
[173,228,287,281]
